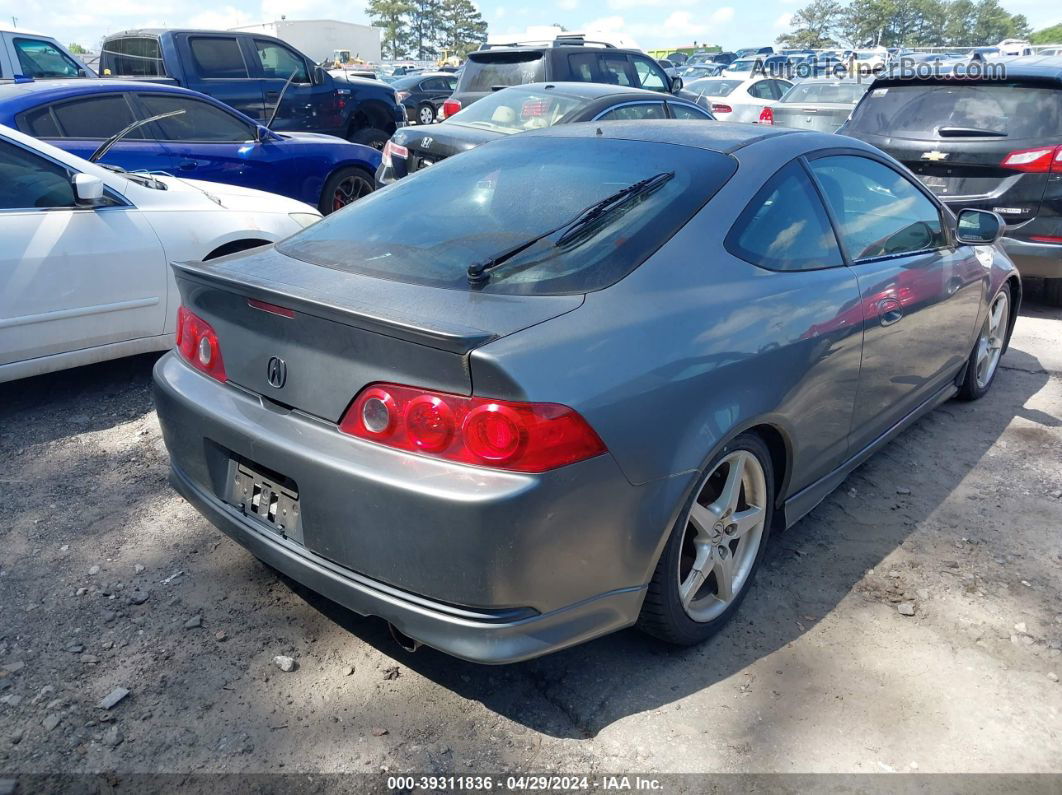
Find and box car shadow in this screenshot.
[281,315,1053,739]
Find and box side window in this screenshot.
[669,102,711,120]
[599,55,634,87]
[725,160,844,271]
[137,95,255,142]
[189,37,248,79]
[748,80,773,100]
[50,95,140,139]
[809,155,947,261]
[254,40,309,83]
[631,55,668,92]
[772,80,793,99]
[568,53,597,82]
[14,38,83,79]
[596,102,667,121]
[0,140,75,209]
[421,77,446,91]
[446,77,458,91]
[18,107,62,137]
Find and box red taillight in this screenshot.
[711,103,733,114]
[1000,145,1060,173]
[395,90,411,102]
[339,383,606,473]
[381,140,409,168]
[175,306,226,382]
[441,99,462,119]
[758,106,774,125]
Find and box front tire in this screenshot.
[318,167,375,215]
[638,432,775,646]
[958,286,1010,401]
[349,127,389,150]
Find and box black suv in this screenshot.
[842,58,1062,304]
[444,35,682,118]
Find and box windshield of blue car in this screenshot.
[781,82,867,104]
[278,136,737,295]
[448,88,585,134]
[686,79,744,97]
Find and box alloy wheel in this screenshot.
[332,174,373,212]
[418,105,435,125]
[677,450,768,623]
[975,290,1009,389]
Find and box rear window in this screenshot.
[102,37,165,77]
[782,82,866,104]
[278,137,736,296]
[461,52,545,92]
[847,83,1062,139]
[686,79,743,97]
[449,88,585,134]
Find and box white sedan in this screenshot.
[0,124,320,383]
[679,76,793,123]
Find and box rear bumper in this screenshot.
[169,461,644,663]
[153,353,673,662]
[1001,236,1062,279]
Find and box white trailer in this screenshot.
[230,19,382,64]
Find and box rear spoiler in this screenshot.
[171,260,497,355]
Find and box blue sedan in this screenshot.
[0,80,381,213]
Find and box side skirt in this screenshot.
[781,382,958,528]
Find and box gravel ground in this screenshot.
[1,290,1060,778]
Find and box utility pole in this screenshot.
[11,17,17,28]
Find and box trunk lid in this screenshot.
[772,102,852,133]
[173,246,581,423]
[392,123,502,176]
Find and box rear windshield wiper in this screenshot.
[937,126,1006,137]
[467,171,675,285]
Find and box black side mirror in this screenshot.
[956,208,1004,245]
[670,76,684,92]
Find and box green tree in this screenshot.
[1030,23,1062,44]
[366,0,414,59]
[776,0,844,48]
[68,42,88,54]
[437,0,487,58]
[943,0,977,45]
[408,0,441,59]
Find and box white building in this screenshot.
[230,19,382,64]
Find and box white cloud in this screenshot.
[188,7,249,30]
[584,15,627,32]
[774,12,794,29]
[709,7,735,24]
[660,12,706,37]
[494,6,508,18]
[557,0,579,10]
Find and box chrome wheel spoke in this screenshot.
[975,292,1009,388]
[689,502,716,540]
[729,505,763,538]
[711,546,736,603]
[708,451,747,519]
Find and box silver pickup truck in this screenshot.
[0,25,95,81]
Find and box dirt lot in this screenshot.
[1,290,1060,780]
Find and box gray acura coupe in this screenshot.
[154,121,1019,663]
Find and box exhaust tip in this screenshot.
[388,622,421,653]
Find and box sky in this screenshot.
[3,0,1058,54]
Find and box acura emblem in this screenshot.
[921,150,948,161]
[266,356,287,388]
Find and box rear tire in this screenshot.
[1044,277,1062,308]
[958,285,1011,401]
[318,167,375,215]
[638,432,775,646]
[416,103,436,125]
[349,126,389,150]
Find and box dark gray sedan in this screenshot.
[766,78,870,132]
[154,122,1019,663]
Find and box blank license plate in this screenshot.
[230,462,302,542]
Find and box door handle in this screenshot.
[876,297,903,326]
[178,160,199,171]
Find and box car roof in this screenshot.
[872,55,1062,86]
[0,79,204,104]
[517,119,799,153]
